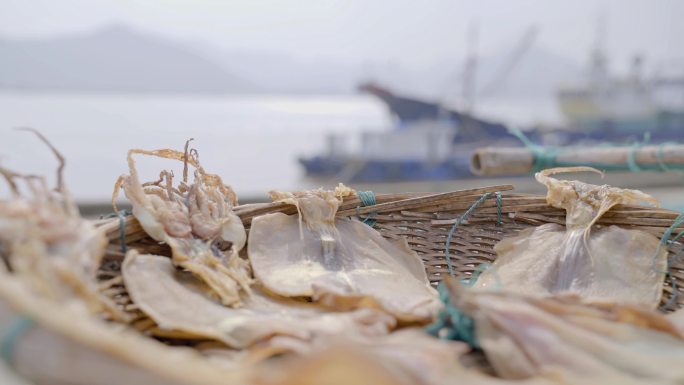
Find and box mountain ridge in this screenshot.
[0,24,583,99]
[0,24,254,94]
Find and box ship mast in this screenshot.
[589,11,608,87]
[478,26,538,98]
[461,22,479,115]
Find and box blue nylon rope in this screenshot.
[651,213,684,310]
[99,209,132,220]
[356,190,377,227]
[656,142,678,172]
[444,192,493,277]
[99,210,132,253]
[1,316,35,368]
[626,142,642,172]
[425,261,504,348]
[425,282,479,348]
[508,127,558,172]
[427,190,506,347]
[117,210,129,254]
[626,135,651,172]
[495,191,503,226]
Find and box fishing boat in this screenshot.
[557,55,684,138]
[300,74,683,183]
[357,83,511,140]
[299,84,522,183]
[299,24,684,183]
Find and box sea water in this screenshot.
[0,91,565,202]
[0,92,393,202]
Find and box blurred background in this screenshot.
[1,0,683,211]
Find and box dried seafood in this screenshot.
[447,279,684,384]
[113,142,251,306]
[4,128,684,385]
[267,328,556,385]
[475,167,667,307]
[122,251,395,349]
[0,128,123,319]
[668,310,684,334]
[248,187,440,322]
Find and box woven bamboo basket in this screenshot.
[2,183,683,384]
[95,183,684,326]
[230,184,684,312]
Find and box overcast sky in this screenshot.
[2,0,682,72]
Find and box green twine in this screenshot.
[444,192,496,277]
[652,213,684,309]
[99,209,132,220]
[355,190,377,227]
[627,141,643,172]
[665,245,684,310]
[1,316,35,368]
[495,191,503,226]
[425,263,503,348]
[656,142,679,172]
[117,210,130,254]
[627,133,651,172]
[428,187,505,347]
[99,210,131,253]
[508,127,558,172]
[425,282,479,348]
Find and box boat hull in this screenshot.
[299,156,479,183]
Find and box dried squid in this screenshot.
[247,187,440,322]
[668,309,684,334]
[446,279,684,384]
[122,251,395,349]
[114,142,251,306]
[267,329,557,385]
[474,167,667,307]
[0,128,123,319]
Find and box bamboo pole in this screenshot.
[470,144,684,176]
[97,188,684,243]
[335,185,513,217]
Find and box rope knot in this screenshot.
[355,190,377,227]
